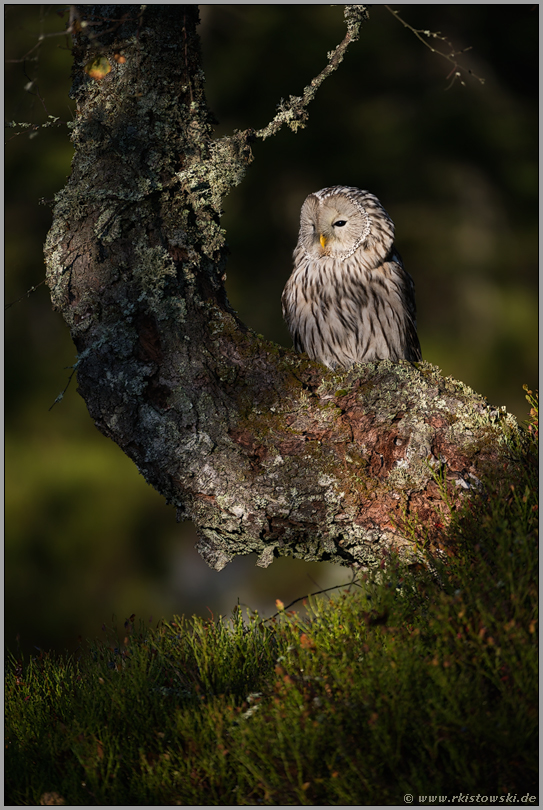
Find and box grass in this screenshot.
[5,391,538,806]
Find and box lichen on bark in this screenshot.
[44,5,525,574]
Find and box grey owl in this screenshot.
[282,185,422,369]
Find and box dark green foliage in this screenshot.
[5,399,537,805]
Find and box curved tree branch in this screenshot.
[44,5,523,574]
[254,5,369,140]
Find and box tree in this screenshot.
[44,4,525,577]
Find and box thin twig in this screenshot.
[4,116,67,144]
[5,279,46,310]
[384,5,485,89]
[264,574,363,623]
[49,367,77,410]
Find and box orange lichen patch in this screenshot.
[84,56,111,80]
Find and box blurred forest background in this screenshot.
[5,5,538,656]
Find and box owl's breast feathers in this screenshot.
[283,230,421,368]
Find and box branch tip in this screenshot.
[255,5,368,141]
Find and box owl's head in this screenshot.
[298,185,395,264]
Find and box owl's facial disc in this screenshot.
[316,208,352,256]
[320,217,347,250]
[300,192,372,260]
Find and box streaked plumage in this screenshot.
[282,185,422,369]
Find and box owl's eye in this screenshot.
[333,220,347,227]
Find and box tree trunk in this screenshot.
[44,5,522,573]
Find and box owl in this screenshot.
[282,186,422,369]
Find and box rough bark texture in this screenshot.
[45,5,522,573]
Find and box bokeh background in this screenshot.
[5,5,538,656]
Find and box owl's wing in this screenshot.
[392,249,422,362]
[282,274,305,354]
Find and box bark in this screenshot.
[45,5,522,573]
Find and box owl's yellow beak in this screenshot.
[319,233,327,249]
